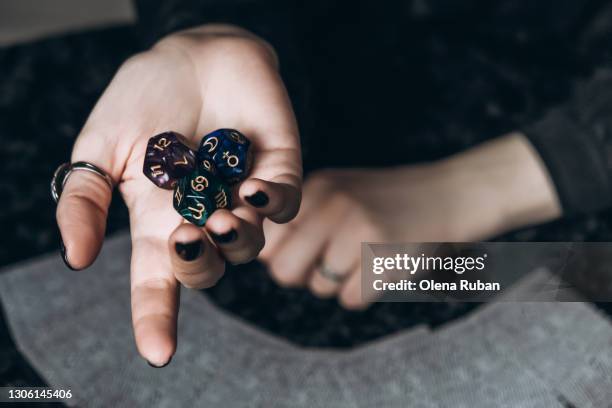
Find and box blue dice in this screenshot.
[197,129,252,184]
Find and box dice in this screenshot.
[197,128,252,184]
[172,159,232,226]
[143,131,196,189]
[144,129,251,226]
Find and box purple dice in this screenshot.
[143,131,196,189]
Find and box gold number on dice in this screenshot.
[174,188,183,205]
[188,203,206,220]
[174,155,189,166]
[150,165,164,177]
[153,137,172,151]
[222,151,239,168]
[203,137,218,153]
[230,131,245,144]
[215,190,228,208]
[191,175,209,192]
[202,159,213,171]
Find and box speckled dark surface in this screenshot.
[2,0,612,396]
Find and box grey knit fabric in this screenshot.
[0,232,611,407]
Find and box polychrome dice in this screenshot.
[143,131,196,189]
[172,159,232,226]
[197,128,252,184]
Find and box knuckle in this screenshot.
[119,51,157,73]
[162,32,275,68]
[212,36,274,62]
[179,270,223,289]
[228,254,255,266]
[227,239,265,265]
[270,267,304,288]
[308,278,335,299]
[339,289,367,311]
[305,170,336,191]
[132,277,176,295]
[328,190,356,211]
[359,218,386,242]
[339,296,366,311]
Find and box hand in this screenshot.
[260,133,561,309]
[56,25,301,366]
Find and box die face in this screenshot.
[144,131,196,189]
[173,178,213,227]
[173,165,232,226]
[144,155,173,189]
[197,129,251,184]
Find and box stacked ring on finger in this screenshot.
[51,161,114,203]
[143,129,253,226]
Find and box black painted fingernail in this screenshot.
[245,191,269,208]
[59,229,78,271]
[210,230,237,244]
[147,357,172,368]
[175,240,203,261]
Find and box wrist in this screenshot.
[436,132,562,238]
[153,24,278,70]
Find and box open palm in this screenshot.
[56,26,302,366]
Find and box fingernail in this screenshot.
[59,229,78,271]
[147,357,172,368]
[175,240,203,261]
[210,230,237,244]
[245,191,269,208]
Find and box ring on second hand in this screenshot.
[319,265,347,284]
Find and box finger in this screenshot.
[57,118,121,271]
[205,207,265,265]
[235,138,301,224]
[131,236,178,367]
[268,194,350,287]
[308,253,359,298]
[339,260,387,310]
[128,188,183,367]
[338,265,368,310]
[198,51,303,223]
[259,173,334,262]
[308,264,354,299]
[169,223,225,289]
[259,219,288,262]
[56,168,113,270]
[290,172,337,224]
[308,212,362,298]
[55,50,190,269]
[239,177,301,224]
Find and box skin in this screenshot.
[57,24,562,364]
[56,25,302,366]
[260,132,562,309]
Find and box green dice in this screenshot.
[172,159,232,226]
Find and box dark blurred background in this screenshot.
[2,0,612,400]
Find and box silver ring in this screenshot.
[51,161,114,203]
[319,265,346,284]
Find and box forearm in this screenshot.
[437,132,562,236]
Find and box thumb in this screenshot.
[56,127,121,270]
[56,163,114,270]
